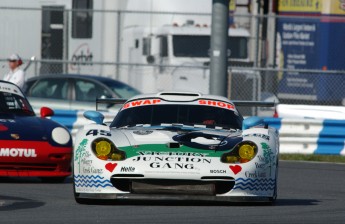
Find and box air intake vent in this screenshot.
[159,92,201,97]
[157,92,201,102]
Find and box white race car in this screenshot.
[73,92,279,204]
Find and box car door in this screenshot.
[71,78,113,111]
[26,77,72,110]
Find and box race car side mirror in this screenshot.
[40,107,54,118]
[84,111,104,125]
[242,116,264,130]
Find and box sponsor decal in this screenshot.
[120,166,135,172]
[149,162,194,169]
[132,155,211,170]
[105,163,117,172]
[86,129,111,136]
[229,165,242,175]
[198,100,235,110]
[261,142,276,176]
[74,139,88,172]
[243,133,270,141]
[0,84,23,96]
[261,143,274,163]
[82,167,103,174]
[210,170,226,174]
[245,171,267,178]
[255,162,267,169]
[120,98,236,112]
[133,156,211,163]
[137,151,208,157]
[0,86,12,91]
[0,148,37,157]
[122,99,161,110]
[75,139,103,174]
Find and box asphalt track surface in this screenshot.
[0,161,344,224]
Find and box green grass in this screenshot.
[279,154,345,163]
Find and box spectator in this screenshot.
[3,53,25,89]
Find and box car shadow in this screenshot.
[0,195,45,211]
[76,198,319,207]
[0,176,73,184]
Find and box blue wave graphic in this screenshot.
[236,178,275,183]
[233,178,276,191]
[75,183,113,188]
[233,186,275,191]
[74,175,104,179]
[75,179,111,184]
[74,175,112,188]
[235,182,274,188]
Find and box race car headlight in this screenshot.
[51,127,71,145]
[221,141,257,164]
[239,144,256,160]
[91,138,126,161]
[96,141,111,156]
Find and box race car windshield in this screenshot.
[111,104,243,130]
[0,92,35,116]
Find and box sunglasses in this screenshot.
[8,60,17,62]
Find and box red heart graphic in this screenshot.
[105,163,117,172]
[229,165,242,175]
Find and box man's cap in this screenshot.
[8,53,21,61]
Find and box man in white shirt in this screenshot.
[3,53,25,89]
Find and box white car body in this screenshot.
[73,92,279,203]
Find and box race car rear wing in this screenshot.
[96,98,276,111]
[232,101,276,107]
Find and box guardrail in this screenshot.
[264,118,345,155]
[41,109,345,155]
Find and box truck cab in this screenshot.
[120,21,251,94]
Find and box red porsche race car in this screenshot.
[0,81,72,182]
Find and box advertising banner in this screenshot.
[277,0,345,104]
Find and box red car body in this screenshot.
[0,81,72,182]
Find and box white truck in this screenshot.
[117,0,260,98]
[119,24,253,94]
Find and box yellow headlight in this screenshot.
[96,140,111,156]
[239,144,255,160]
[92,138,126,161]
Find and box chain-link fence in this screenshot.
[1,4,345,115]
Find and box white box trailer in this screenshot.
[0,0,117,78]
[1,0,260,100]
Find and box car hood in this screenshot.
[117,126,243,151]
[0,114,55,141]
